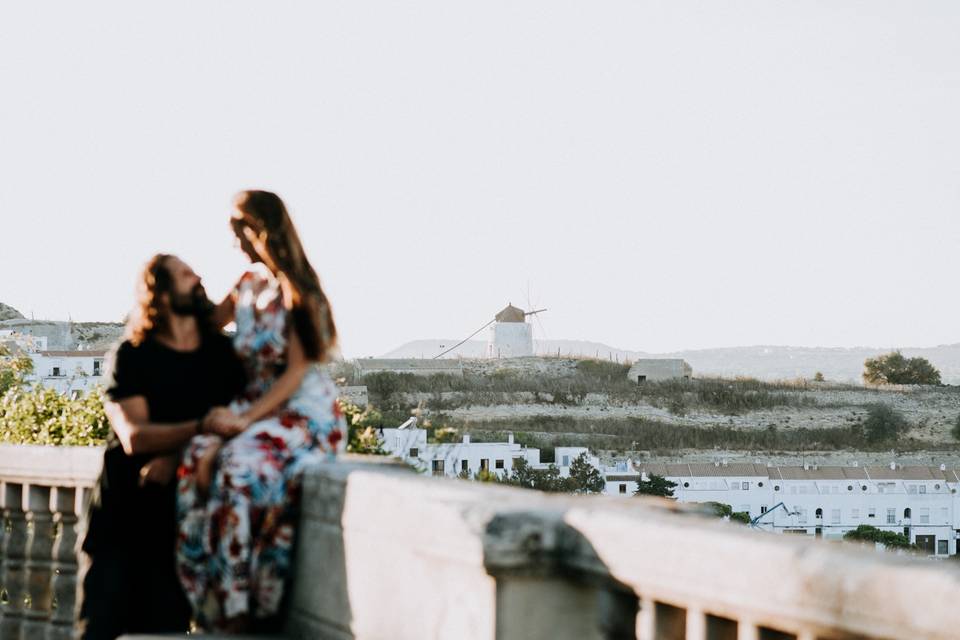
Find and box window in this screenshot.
[868,507,876,518]
[495,459,504,470]
[731,482,740,490]
[561,455,570,466]
[831,509,841,525]
[619,484,627,495]
[760,505,767,514]
[461,460,469,473]
[851,509,859,520]
[904,508,911,520]
[918,508,930,524]
[815,508,823,519]
[742,482,749,491]
[480,459,489,471]
[93,359,103,375]
[919,485,927,494]
[938,540,948,555]
[52,367,61,377]
[907,485,918,495]
[409,448,419,458]
[431,460,445,477]
[886,508,896,524]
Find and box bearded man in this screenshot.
[76,254,246,640]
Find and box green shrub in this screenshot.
[634,473,676,498]
[863,352,941,385]
[862,403,908,443]
[953,414,960,442]
[843,525,914,550]
[0,385,108,446]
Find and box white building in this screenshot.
[632,462,960,556]
[0,329,48,354]
[626,359,692,383]
[27,350,107,395]
[486,304,533,359]
[378,427,599,481]
[380,427,538,478]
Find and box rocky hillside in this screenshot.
[0,303,24,322]
[0,302,123,350]
[383,340,960,384]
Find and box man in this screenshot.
[76,254,246,640]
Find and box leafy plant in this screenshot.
[862,403,908,443]
[843,525,915,550]
[634,473,677,498]
[863,352,941,386]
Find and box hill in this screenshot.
[382,339,960,384]
[0,303,24,322]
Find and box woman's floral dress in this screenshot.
[176,270,345,629]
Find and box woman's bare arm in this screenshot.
[235,328,311,428]
[210,289,237,330]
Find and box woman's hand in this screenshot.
[204,407,250,437]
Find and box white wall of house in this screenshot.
[626,359,692,383]
[27,351,106,395]
[634,465,960,556]
[380,429,538,478]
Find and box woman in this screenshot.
[176,190,346,632]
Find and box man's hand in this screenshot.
[139,454,179,487]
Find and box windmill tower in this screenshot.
[486,303,546,358]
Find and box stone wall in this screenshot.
[4,446,960,639]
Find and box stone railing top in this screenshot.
[292,458,960,640]
[0,443,103,487]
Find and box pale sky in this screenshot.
[1,2,958,358]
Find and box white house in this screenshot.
[627,359,692,383]
[633,461,960,556]
[379,428,539,478]
[27,350,107,395]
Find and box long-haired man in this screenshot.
[76,254,245,640]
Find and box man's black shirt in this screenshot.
[82,332,245,551]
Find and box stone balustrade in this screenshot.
[2,445,960,639]
[0,444,101,640]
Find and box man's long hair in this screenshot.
[124,254,215,346]
[232,190,338,362]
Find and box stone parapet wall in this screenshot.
[3,446,960,639]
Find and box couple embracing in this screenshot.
[77,190,346,639]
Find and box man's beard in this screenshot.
[169,284,214,318]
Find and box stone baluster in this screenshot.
[21,484,54,640]
[46,486,78,640]
[0,482,26,639]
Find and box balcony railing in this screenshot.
[1,444,959,639]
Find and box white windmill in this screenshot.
[486,303,546,359]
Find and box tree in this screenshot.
[813,372,825,383]
[702,502,750,524]
[0,348,34,396]
[843,525,914,551]
[566,453,605,494]
[862,403,908,443]
[338,401,387,455]
[863,351,941,386]
[634,473,677,498]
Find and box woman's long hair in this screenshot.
[232,190,338,362]
[125,253,174,346]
